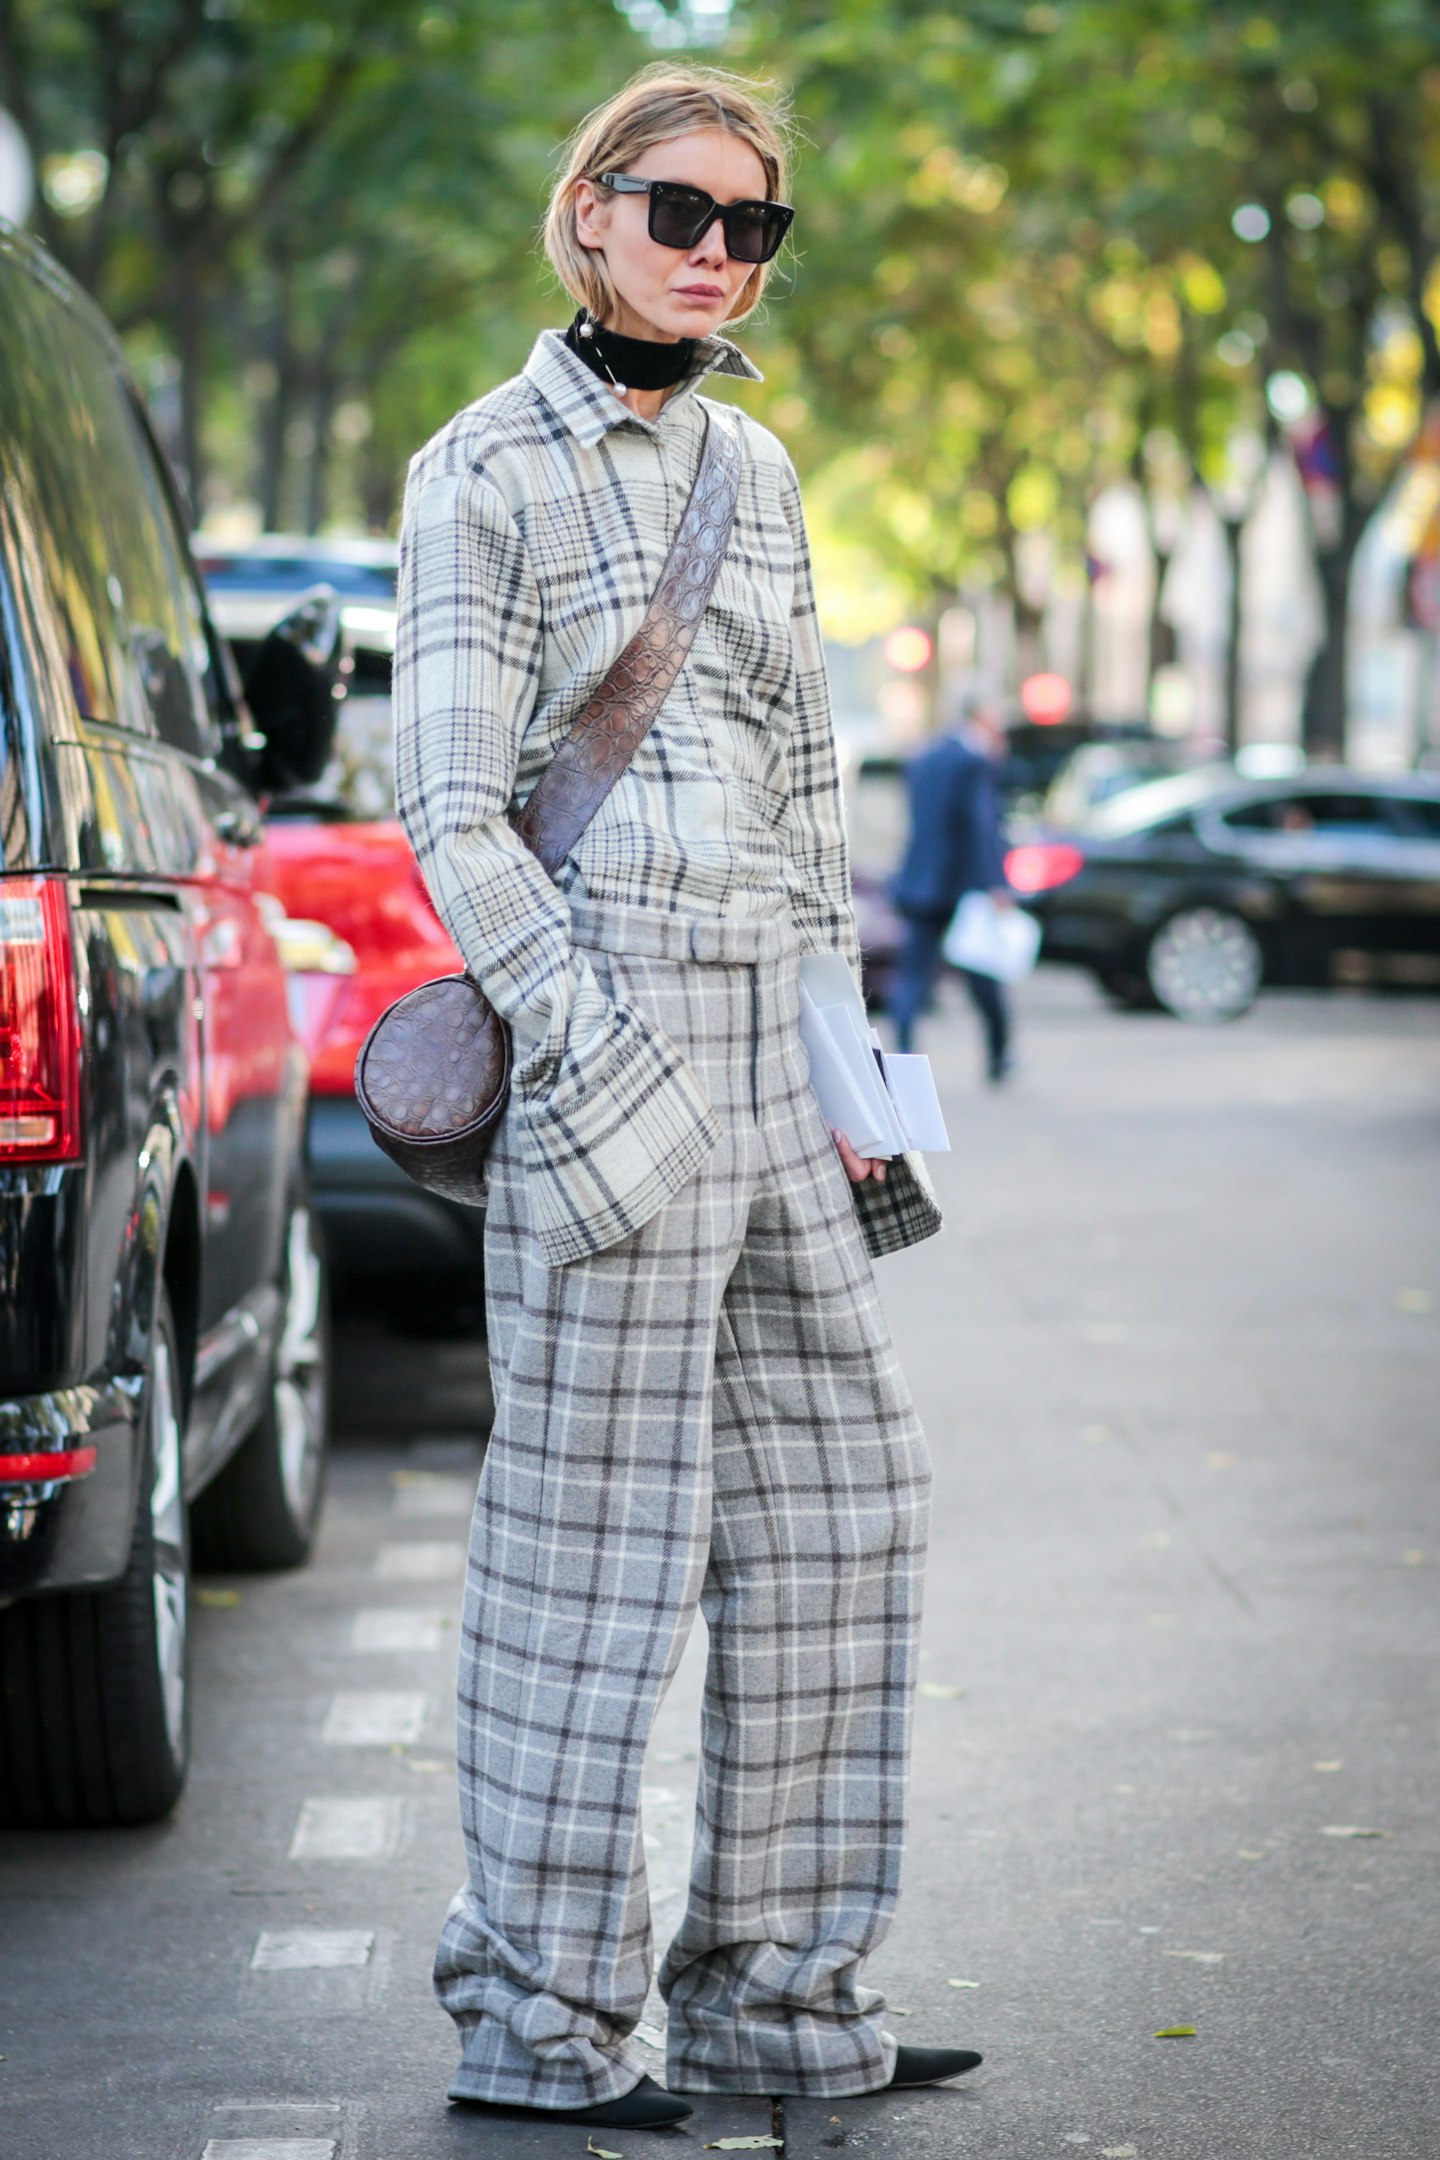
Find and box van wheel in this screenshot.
[192,1197,329,1570]
[1146,906,1263,1022]
[0,1290,190,1827]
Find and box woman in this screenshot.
[394,62,975,2133]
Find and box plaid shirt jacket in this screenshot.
[394,329,941,1268]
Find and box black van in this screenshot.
[0,224,340,1826]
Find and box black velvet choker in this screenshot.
[564,310,697,393]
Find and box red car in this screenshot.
[196,539,484,1290]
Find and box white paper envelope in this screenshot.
[879,1053,951,1152]
[798,984,897,1157]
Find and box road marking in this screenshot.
[202,2144,336,2159]
[251,1929,375,1971]
[288,1796,405,1861]
[349,1608,447,1653]
[375,1541,466,1582]
[321,1691,427,1746]
[391,1470,475,1519]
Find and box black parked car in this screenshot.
[0,223,341,1825]
[1013,767,1440,1019]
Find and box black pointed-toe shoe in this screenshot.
[451,2074,693,2130]
[887,2044,984,2089]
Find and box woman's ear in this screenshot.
[574,178,607,253]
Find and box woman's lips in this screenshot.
[675,284,724,301]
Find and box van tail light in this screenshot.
[0,1448,97,1484]
[0,877,83,1163]
[1005,842,1086,895]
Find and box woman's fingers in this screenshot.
[831,1129,889,1184]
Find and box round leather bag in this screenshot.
[354,973,511,1205]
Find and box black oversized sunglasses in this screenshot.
[597,173,794,264]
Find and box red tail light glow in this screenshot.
[1005,842,1085,895]
[0,1448,97,1483]
[0,878,83,1163]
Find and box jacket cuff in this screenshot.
[515,999,722,1268]
[852,1150,944,1260]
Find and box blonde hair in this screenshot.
[543,63,792,328]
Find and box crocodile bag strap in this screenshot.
[512,409,741,879]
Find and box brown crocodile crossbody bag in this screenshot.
[355,410,741,1205]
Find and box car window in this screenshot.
[126,407,228,747]
[197,553,397,602]
[228,635,395,818]
[1222,791,1396,836]
[1391,796,1440,839]
[323,646,394,815]
[0,256,211,753]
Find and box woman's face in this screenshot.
[574,128,770,343]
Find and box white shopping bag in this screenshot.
[942,892,1041,982]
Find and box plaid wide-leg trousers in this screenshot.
[435,900,931,2106]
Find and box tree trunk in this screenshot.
[361,444,398,534]
[257,269,300,534]
[1147,548,1176,689]
[1221,516,1244,753]
[304,373,338,536]
[1301,533,1362,761]
[171,286,205,520]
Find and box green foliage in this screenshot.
[8,0,1440,737]
[2,0,644,522]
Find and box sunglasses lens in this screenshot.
[648,185,712,249]
[725,204,785,263]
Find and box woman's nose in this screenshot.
[691,216,728,265]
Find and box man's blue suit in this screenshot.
[889,733,1011,1073]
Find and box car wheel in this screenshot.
[0,1289,190,1827]
[1146,906,1263,1022]
[191,1195,330,1570]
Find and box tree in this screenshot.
[1,0,641,521]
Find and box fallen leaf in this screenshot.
[890,2006,913,2015]
[1313,1760,1343,1773]
[1100,2145,1138,2156]
[1112,1783,1138,1795]
[194,1587,240,1608]
[1205,1451,1236,1470]
[1164,1950,1225,1964]
[1139,1530,1173,1550]
[1153,2025,1196,2039]
[1236,1849,1265,1860]
[403,1758,448,1774]
[1169,1729,1212,1743]
[947,1977,981,1988]
[1401,1549,1426,1567]
[702,2140,783,2151]
[919,1682,967,1699]
[586,2143,624,2160]
[1320,1825,1386,1839]
[1394,1287,1433,1313]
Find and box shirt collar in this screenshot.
[524,325,762,448]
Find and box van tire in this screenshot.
[0,1290,190,1827]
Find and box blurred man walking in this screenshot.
[890,691,1014,1079]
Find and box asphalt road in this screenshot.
[2,969,1437,2160]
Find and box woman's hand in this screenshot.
[832,1129,888,1184]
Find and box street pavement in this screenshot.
[2,969,1437,2160]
